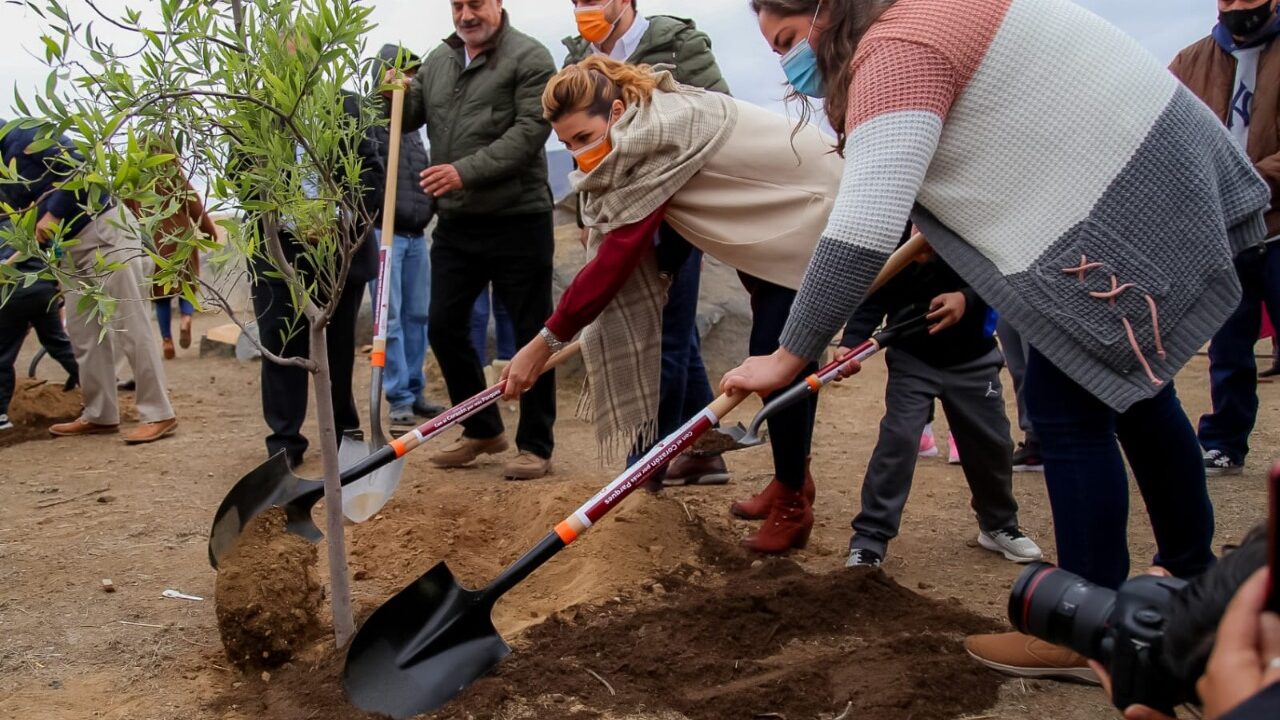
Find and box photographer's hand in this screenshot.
[1197,569,1280,720]
[1088,662,1176,720]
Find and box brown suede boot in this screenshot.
[740,485,814,554]
[730,459,815,520]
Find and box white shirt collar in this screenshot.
[592,13,649,63]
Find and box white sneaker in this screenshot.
[978,527,1042,563]
[0,414,12,431]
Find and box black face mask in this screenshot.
[1220,3,1276,38]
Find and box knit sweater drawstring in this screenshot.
[1062,256,1165,386]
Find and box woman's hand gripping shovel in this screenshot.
[206,342,580,569]
[341,237,932,719]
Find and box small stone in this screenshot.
[49,679,62,689]
[232,681,243,689]
[353,569,369,581]
[97,495,115,504]
[750,560,764,569]
[260,671,271,683]
[100,579,115,593]
[647,545,664,554]
[651,583,667,596]
[917,581,934,591]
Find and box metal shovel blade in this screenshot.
[338,434,405,523]
[207,452,323,568]
[344,562,510,718]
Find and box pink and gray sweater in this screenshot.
[780,0,1272,411]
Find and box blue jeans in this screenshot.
[374,230,431,409]
[470,287,516,362]
[154,296,194,340]
[1197,243,1280,464]
[1025,347,1215,589]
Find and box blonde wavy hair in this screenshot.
[542,56,659,122]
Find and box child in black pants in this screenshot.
[840,242,1040,568]
[0,243,79,430]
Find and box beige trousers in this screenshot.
[63,209,174,424]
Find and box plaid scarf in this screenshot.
[572,71,738,463]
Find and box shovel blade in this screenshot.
[207,452,322,569]
[689,422,767,456]
[344,562,510,718]
[341,450,405,523]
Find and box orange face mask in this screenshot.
[575,0,617,44]
[572,121,613,173]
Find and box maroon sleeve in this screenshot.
[544,205,668,340]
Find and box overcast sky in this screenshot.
[0,0,1220,123]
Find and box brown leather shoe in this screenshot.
[503,451,552,480]
[179,316,193,349]
[664,452,731,486]
[50,417,119,437]
[162,337,176,360]
[740,484,813,554]
[731,459,816,520]
[963,631,1099,684]
[429,435,510,468]
[123,417,178,444]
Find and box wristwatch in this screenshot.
[539,326,567,353]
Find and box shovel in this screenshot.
[341,244,931,719]
[206,342,580,568]
[698,231,931,455]
[341,86,408,523]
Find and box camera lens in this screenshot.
[1008,562,1117,662]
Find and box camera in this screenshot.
[1008,562,1191,714]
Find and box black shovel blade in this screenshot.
[344,562,511,719]
[207,451,323,569]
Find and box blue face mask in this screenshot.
[781,38,824,98]
[779,3,825,98]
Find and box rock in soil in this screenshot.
[215,507,325,670]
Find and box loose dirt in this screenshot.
[214,508,324,670]
[1,377,82,448]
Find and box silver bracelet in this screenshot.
[539,327,566,354]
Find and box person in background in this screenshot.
[386,0,559,480]
[370,44,446,427]
[0,219,79,432]
[997,318,1044,472]
[839,235,1041,568]
[1170,0,1280,477]
[470,287,516,377]
[563,0,734,487]
[0,122,178,444]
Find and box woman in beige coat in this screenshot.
[502,57,843,554]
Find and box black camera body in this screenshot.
[1009,562,1191,714]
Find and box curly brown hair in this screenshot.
[749,0,896,154]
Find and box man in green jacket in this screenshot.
[389,0,557,480]
[558,1,736,488]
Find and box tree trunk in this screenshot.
[309,324,355,647]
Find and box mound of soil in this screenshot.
[213,557,1003,720]
[215,508,326,670]
[437,561,1004,720]
[1,377,82,448]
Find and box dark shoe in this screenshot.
[123,417,178,444]
[740,485,813,554]
[731,464,816,521]
[845,547,883,568]
[413,397,446,418]
[50,417,119,437]
[389,404,415,426]
[116,379,135,392]
[664,452,731,486]
[430,435,509,467]
[1204,449,1244,477]
[1011,441,1044,473]
[1259,364,1280,379]
[63,372,79,392]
